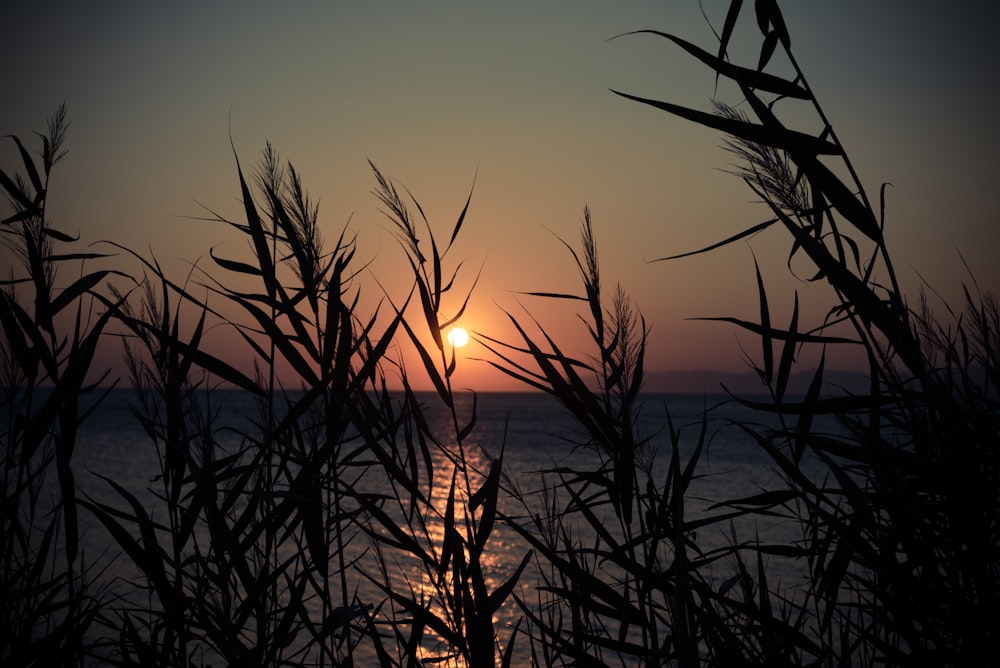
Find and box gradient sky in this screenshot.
[4,1,999,391]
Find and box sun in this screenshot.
[447,327,470,348]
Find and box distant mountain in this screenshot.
[642,368,871,396]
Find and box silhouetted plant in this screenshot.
[1,104,119,666]
[77,142,373,665]
[480,209,751,665]
[614,1,1000,665]
[349,161,530,667]
[68,134,530,667]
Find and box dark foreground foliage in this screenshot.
[2,2,997,666]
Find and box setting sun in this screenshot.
[447,327,470,348]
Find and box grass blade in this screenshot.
[611,89,836,155]
[774,292,799,402]
[754,256,774,385]
[617,29,806,100]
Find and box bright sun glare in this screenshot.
[447,327,470,348]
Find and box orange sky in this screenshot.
[4,1,999,392]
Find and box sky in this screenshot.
[3,1,999,392]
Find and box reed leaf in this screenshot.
[43,251,114,262]
[219,292,319,386]
[354,493,434,567]
[81,478,173,610]
[611,89,838,156]
[648,215,766,261]
[617,29,808,99]
[191,460,257,593]
[757,27,779,72]
[718,0,743,78]
[24,227,53,334]
[209,247,264,276]
[754,0,790,48]
[711,489,799,510]
[25,515,60,590]
[447,173,476,250]
[298,469,328,579]
[41,226,78,243]
[793,351,825,461]
[754,257,774,385]
[6,134,44,196]
[49,269,118,316]
[400,316,451,408]
[471,457,502,556]
[55,450,78,565]
[232,152,277,300]
[123,315,264,396]
[0,291,34,380]
[488,550,532,618]
[0,206,37,226]
[774,292,799,402]
[438,468,459,579]
[457,395,477,442]
[0,164,34,210]
[364,573,463,648]
[693,314,858,345]
[321,269,342,374]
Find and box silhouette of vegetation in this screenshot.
[1,2,996,666]
[1,104,121,664]
[609,1,1000,664]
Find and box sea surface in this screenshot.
[65,388,835,663]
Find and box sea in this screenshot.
[57,388,835,664]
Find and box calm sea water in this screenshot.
[67,388,832,663]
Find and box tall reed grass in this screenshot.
[1,104,124,664]
[2,2,996,666]
[607,1,999,664]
